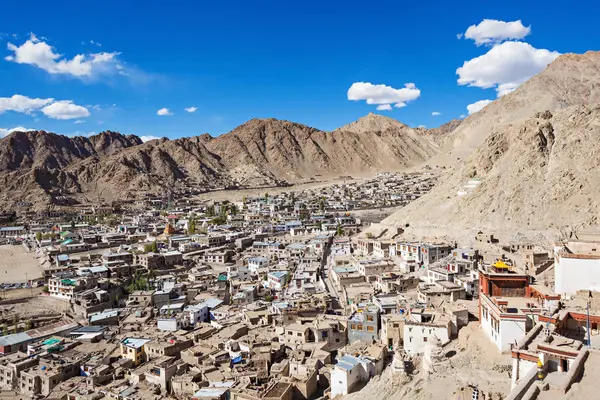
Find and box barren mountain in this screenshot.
[416,119,462,145]
[375,51,600,241]
[0,114,438,208]
[441,51,600,162]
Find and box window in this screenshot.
[408,327,412,332]
[409,337,412,342]
[367,315,374,322]
[423,337,428,342]
[297,332,302,337]
[357,324,363,330]
[367,326,374,332]
[350,324,357,330]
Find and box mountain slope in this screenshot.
[0,114,439,208]
[442,51,600,161]
[376,51,600,240]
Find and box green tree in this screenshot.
[2,326,7,336]
[336,223,345,236]
[143,241,159,253]
[148,268,157,281]
[35,231,42,241]
[264,192,269,202]
[319,198,325,211]
[366,232,374,239]
[42,285,49,293]
[188,218,196,235]
[12,316,18,333]
[211,216,227,225]
[25,320,32,331]
[206,205,215,217]
[70,220,75,230]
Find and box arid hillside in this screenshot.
[0,114,441,208]
[375,51,600,240]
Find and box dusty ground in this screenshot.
[0,244,44,283]
[344,322,513,400]
[0,292,68,320]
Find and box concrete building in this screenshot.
[47,273,97,300]
[330,355,377,398]
[120,338,151,366]
[267,271,289,291]
[247,256,270,274]
[419,243,453,266]
[554,240,600,297]
[478,261,534,353]
[347,304,380,344]
[19,357,80,396]
[403,312,451,355]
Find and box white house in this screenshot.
[403,316,451,355]
[330,355,376,398]
[227,266,251,281]
[184,303,209,326]
[157,317,189,331]
[479,294,528,353]
[554,241,600,297]
[247,256,269,274]
[266,271,288,291]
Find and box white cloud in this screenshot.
[459,114,466,119]
[0,126,35,137]
[157,108,173,116]
[185,106,197,113]
[417,125,426,129]
[348,82,420,108]
[74,120,85,124]
[376,104,392,111]
[5,33,129,81]
[467,99,493,115]
[431,111,441,116]
[41,100,90,120]
[457,41,560,97]
[0,94,54,114]
[140,135,160,142]
[90,40,102,47]
[464,19,531,46]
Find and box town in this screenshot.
[0,169,599,400]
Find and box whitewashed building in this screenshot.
[330,355,376,398]
[403,313,451,355]
[479,294,529,353]
[554,241,600,297]
[247,256,270,274]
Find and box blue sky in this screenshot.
[0,0,598,140]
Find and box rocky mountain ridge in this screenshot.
[375,51,600,241]
[0,114,447,208]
